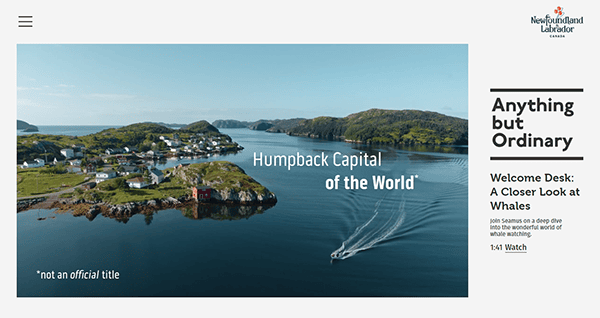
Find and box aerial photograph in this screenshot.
[17,44,468,296]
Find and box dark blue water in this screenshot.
[17,128,468,296]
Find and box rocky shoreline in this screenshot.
[18,161,278,220]
[50,196,190,220]
[17,197,47,211]
[21,192,277,221]
[286,131,346,141]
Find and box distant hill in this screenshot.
[141,121,187,128]
[212,119,251,128]
[212,118,307,133]
[17,139,63,163]
[116,122,173,134]
[17,120,38,132]
[265,118,306,133]
[180,120,220,134]
[287,109,468,145]
[248,120,274,131]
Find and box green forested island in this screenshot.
[18,160,276,215]
[171,161,276,202]
[212,109,467,145]
[69,161,276,205]
[287,109,468,145]
[212,118,307,133]
[17,120,38,132]
[16,118,272,214]
[212,119,253,128]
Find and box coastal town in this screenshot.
[18,131,243,192]
[14,122,280,217]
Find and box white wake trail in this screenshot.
[331,197,406,260]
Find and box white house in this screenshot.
[105,148,124,155]
[149,168,164,184]
[71,143,86,149]
[165,139,181,147]
[69,159,82,166]
[146,150,163,158]
[124,146,138,153]
[71,146,84,158]
[61,149,74,158]
[23,158,45,168]
[126,177,148,189]
[119,166,140,176]
[95,170,117,183]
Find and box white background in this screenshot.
[2,1,598,317]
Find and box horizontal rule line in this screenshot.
[18,16,33,18]
[490,88,583,92]
[491,156,584,161]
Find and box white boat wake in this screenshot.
[407,157,468,187]
[331,196,406,260]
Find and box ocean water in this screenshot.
[17,128,468,296]
[17,125,121,136]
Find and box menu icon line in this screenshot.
[18,16,33,27]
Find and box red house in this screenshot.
[192,186,212,201]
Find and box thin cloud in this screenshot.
[83,93,137,100]
[17,98,36,106]
[45,93,71,97]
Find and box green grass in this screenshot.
[173,161,268,195]
[201,161,268,194]
[66,161,271,205]
[401,127,444,144]
[77,174,190,204]
[59,192,76,199]
[17,167,89,197]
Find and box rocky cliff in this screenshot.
[171,161,277,204]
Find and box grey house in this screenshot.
[149,167,164,185]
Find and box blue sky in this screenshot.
[17,44,467,125]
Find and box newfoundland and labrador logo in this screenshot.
[531,6,583,38]
[554,6,565,18]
